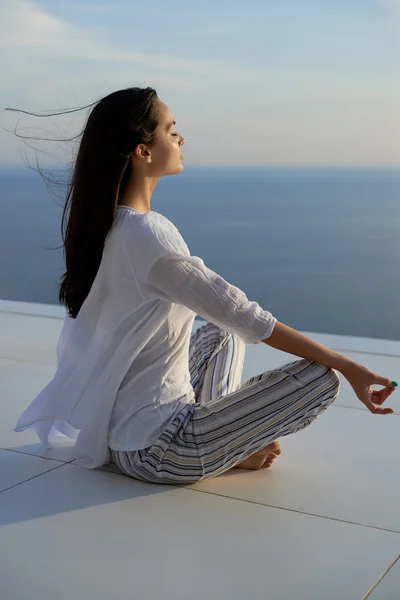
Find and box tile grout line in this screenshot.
[361,553,400,599]
[75,463,400,536]
[87,461,399,535]
[0,447,69,462]
[8,459,400,536]
[0,460,74,495]
[183,487,400,535]
[332,404,400,416]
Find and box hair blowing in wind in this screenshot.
[5,86,160,318]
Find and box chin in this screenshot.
[169,165,184,176]
[162,161,184,177]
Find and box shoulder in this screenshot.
[117,208,190,258]
[142,211,181,239]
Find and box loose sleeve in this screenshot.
[146,253,277,344]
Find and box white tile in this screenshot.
[0,358,19,368]
[190,407,400,532]
[0,464,399,600]
[0,361,75,461]
[330,335,400,357]
[0,299,65,319]
[369,559,400,599]
[0,449,63,492]
[96,462,121,475]
[0,313,63,364]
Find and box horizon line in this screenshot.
[0,164,399,171]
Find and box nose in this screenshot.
[180,136,185,146]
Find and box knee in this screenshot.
[312,361,341,395]
[330,367,341,395]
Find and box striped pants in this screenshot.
[110,322,341,484]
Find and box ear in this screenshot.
[134,144,151,162]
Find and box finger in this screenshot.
[372,384,397,398]
[374,375,398,387]
[374,387,394,396]
[373,395,389,406]
[363,399,394,414]
[373,388,395,404]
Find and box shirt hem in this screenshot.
[108,398,194,452]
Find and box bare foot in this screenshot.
[233,441,281,470]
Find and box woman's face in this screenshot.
[135,98,185,177]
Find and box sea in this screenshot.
[1,166,399,341]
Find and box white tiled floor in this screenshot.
[1,301,399,600]
[329,335,400,358]
[0,312,63,364]
[0,449,66,492]
[368,559,400,599]
[0,360,75,461]
[1,463,399,600]
[189,407,400,532]
[0,299,65,319]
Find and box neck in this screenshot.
[118,174,159,214]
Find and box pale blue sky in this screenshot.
[1,0,399,166]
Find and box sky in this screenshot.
[0,0,399,167]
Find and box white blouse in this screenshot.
[15,206,277,469]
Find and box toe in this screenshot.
[261,441,282,469]
[265,441,281,454]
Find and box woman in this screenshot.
[15,87,397,484]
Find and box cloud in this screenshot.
[378,0,400,11]
[0,0,398,167]
[2,0,396,86]
[0,0,266,79]
[1,0,68,47]
[0,1,186,65]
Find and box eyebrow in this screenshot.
[167,120,176,129]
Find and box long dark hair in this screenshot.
[6,86,159,319]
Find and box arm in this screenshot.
[146,254,277,344]
[262,320,357,373]
[263,321,397,415]
[146,252,397,413]
[146,252,351,371]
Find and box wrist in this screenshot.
[333,354,358,375]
